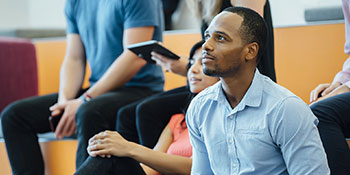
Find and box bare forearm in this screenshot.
[128,142,192,175]
[85,51,146,97]
[173,57,188,77]
[58,57,86,103]
[86,26,154,98]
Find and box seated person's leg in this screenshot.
[75,87,157,168]
[116,102,140,144]
[1,94,58,175]
[311,92,350,175]
[75,156,145,175]
[136,86,190,148]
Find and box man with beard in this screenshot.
[186,6,330,174]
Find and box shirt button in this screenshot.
[228,139,233,144]
[229,115,234,119]
[232,163,237,168]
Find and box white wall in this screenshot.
[0,0,66,30]
[0,0,30,29]
[270,0,342,27]
[0,0,344,30]
[171,0,201,30]
[172,0,344,30]
[28,0,66,29]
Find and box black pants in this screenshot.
[311,92,350,175]
[75,156,146,175]
[1,86,157,175]
[162,0,180,30]
[117,86,190,148]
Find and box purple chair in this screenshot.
[0,37,38,113]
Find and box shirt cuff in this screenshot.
[333,72,350,85]
[344,81,350,89]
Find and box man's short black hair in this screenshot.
[223,6,268,62]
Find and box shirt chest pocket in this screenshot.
[236,129,265,139]
[236,129,274,146]
[235,129,278,161]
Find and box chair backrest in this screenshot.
[0,37,38,113]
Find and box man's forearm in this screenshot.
[85,50,146,98]
[84,26,155,98]
[58,57,86,103]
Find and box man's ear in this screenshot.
[244,42,259,61]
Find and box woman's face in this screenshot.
[187,49,220,94]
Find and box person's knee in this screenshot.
[135,99,155,119]
[135,105,147,125]
[310,101,334,123]
[117,107,131,124]
[116,104,137,132]
[1,101,24,130]
[310,101,326,117]
[75,102,99,129]
[116,108,127,131]
[135,101,157,132]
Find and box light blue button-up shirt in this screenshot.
[186,70,330,175]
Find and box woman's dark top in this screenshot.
[201,0,276,82]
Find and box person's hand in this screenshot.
[321,82,342,96]
[151,51,188,76]
[49,98,82,139]
[87,130,135,158]
[310,82,341,103]
[312,84,350,104]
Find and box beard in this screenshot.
[203,62,241,78]
[203,65,221,77]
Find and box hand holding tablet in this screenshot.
[127,40,180,64]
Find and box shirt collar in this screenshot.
[211,69,264,112]
[243,69,263,108]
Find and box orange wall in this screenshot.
[34,32,202,95]
[0,142,11,175]
[34,23,348,102]
[34,40,64,95]
[274,23,347,102]
[34,40,90,95]
[162,32,202,90]
[0,140,77,175]
[40,140,77,175]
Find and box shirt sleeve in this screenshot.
[64,0,79,34]
[338,0,350,88]
[122,0,162,30]
[333,57,350,88]
[272,97,330,175]
[186,100,214,175]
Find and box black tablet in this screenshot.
[127,40,180,64]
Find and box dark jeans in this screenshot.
[117,86,190,148]
[311,92,350,175]
[75,156,145,175]
[1,86,157,175]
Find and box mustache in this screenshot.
[202,50,215,59]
